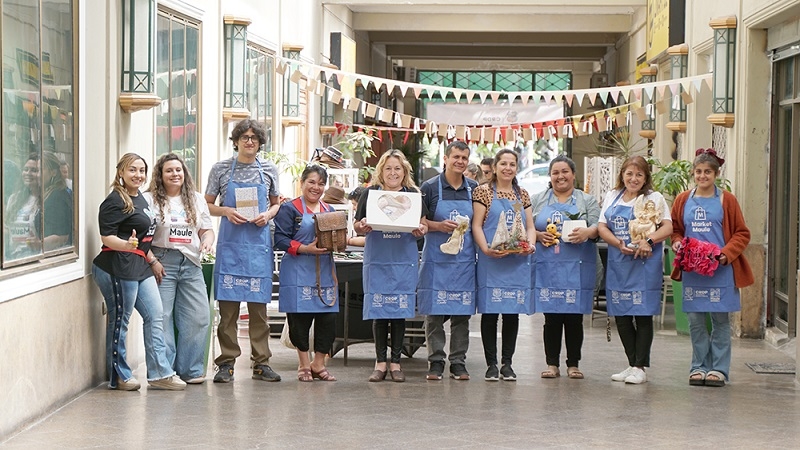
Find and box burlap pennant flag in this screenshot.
[347,97,361,112]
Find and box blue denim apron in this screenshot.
[533,190,595,314]
[682,188,740,312]
[213,158,273,303]
[278,198,338,313]
[362,187,418,320]
[603,190,663,316]
[475,185,533,314]
[418,176,476,315]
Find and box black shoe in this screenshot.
[484,365,499,381]
[449,364,470,380]
[426,361,445,380]
[252,364,281,382]
[500,364,517,381]
[214,364,234,383]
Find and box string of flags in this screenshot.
[275,55,712,145]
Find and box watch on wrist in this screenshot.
[646,237,654,247]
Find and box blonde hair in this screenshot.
[111,153,147,214]
[374,149,418,192]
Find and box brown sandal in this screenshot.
[567,367,584,379]
[297,368,313,382]
[311,367,337,381]
[541,365,560,378]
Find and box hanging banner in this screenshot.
[426,101,563,127]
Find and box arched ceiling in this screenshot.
[323,0,645,61]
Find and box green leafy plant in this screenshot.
[260,150,308,181]
[336,129,377,162]
[648,157,731,202]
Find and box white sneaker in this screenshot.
[624,367,647,384]
[611,366,634,382]
[149,375,187,390]
[115,377,141,391]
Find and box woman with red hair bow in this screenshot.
[670,148,753,387]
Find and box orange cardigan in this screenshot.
[670,190,754,288]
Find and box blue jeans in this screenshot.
[687,312,732,380]
[152,248,210,380]
[92,264,175,386]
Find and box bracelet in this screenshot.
[148,258,159,266]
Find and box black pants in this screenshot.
[543,313,584,367]
[481,314,519,366]
[615,315,653,367]
[373,319,405,363]
[286,313,336,354]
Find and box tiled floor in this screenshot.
[3,310,799,449]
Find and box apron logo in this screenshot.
[694,207,707,221]
[437,291,447,300]
[504,210,514,228]
[613,215,627,230]
[710,288,721,302]
[222,275,233,288]
[550,211,564,226]
[449,210,460,221]
[565,290,576,304]
[250,278,260,292]
[632,291,642,305]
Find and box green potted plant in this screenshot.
[334,129,377,183]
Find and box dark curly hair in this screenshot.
[230,119,267,151]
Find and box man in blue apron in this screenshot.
[418,141,477,381]
[205,120,281,383]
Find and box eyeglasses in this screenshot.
[239,135,258,143]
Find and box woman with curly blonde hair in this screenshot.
[144,153,215,383]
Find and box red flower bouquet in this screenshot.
[673,237,721,277]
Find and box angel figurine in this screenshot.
[629,196,662,243]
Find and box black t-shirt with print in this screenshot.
[92,191,157,280]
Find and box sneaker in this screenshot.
[449,364,470,380]
[484,365,499,381]
[183,376,206,384]
[252,364,281,382]
[115,377,141,391]
[611,366,635,382]
[624,367,647,384]
[149,375,187,390]
[500,364,517,381]
[214,364,234,383]
[426,361,445,380]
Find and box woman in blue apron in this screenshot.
[275,165,339,382]
[671,149,754,387]
[597,156,672,385]
[531,155,600,380]
[354,150,428,383]
[472,149,535,381]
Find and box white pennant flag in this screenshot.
[466,91,476,103]
[478,92,489,104]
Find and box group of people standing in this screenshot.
[91,117,751,390]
